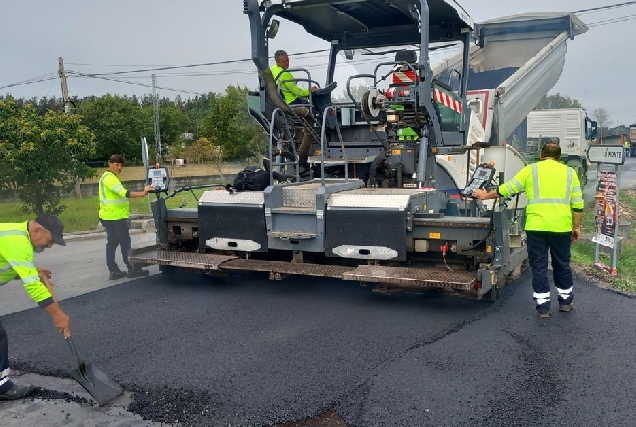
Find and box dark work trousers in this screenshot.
[526,231,575,313]
[100,218,132,273]
[0,320,13,394]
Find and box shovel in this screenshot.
[43,276,123,406]
[66,335,123,406]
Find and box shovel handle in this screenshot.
[42,276,58,302]
[45,278,72,338]
[66,336,86,369]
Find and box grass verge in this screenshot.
[0,190,208,233]
[571,189,636,294]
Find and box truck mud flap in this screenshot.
[129,248,236,270]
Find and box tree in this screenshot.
[157,104,190,154]
[0,100,96,215]
[592,108,611,142]
[201,86,267,160]
[77,95,148,161]
[182,137,216,164]
[535,93,584,110]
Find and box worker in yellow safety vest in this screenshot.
[99,154,154,280]
[472,142,584,318]
[625,140,631,158]
[270,49,317,105]
[0,214,71,400]
[270,50,320,173]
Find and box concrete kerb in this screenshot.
[65,215,156,243]
[64,228,151,243]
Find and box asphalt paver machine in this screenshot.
[131,0,587,300]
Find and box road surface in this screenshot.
[0,232,635,426]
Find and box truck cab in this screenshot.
[523,108,597,185]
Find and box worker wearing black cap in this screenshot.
[0,214,71,400]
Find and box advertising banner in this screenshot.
[592,170,618,248]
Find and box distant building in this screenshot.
[598,133,628,145]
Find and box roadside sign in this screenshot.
[589,145,623,275]
[141,137,151,214]
[587,145,625,165]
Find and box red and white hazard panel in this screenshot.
[433,88,463,113]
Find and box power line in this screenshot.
[2,7,631,95]
[0,74,58,90]
[575,1,636,14]
[587,12,636,26]
[68,72,207,96]
[78,49,331,77]
[66,62,181,67]
[83,44,460,80]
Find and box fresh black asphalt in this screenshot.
[2,270,635,426]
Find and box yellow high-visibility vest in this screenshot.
[99,171,129,220]
[498,159,584,232]
[0,221,52,306]
[270,64,310,105]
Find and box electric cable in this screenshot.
[587,12,636,27]
[575,1,636,14]
[77,49,331,77]
[0,75,58,90]
[68,72,206,96]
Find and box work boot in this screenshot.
[298,159,310,175]
[127,267,149,278]
[108,270,127,280]
[559,303,575,312]
[0,383,35,401]
[538,309,554,319]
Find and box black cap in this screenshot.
[35,214,66,246]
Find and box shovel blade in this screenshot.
[70,362,123,406]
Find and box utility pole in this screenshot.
[152,73,162,164]
[58,57,71,115]
[616,118,619,135]
[60,57,82,198]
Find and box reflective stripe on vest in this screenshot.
[0,222,52,303]
[526,163,573,205]
[100,173,127,205]
[99,172,130,220]
[0,230,28,238]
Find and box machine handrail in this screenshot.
[320,105,348,187]
[268,107,299,184]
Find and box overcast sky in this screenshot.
[1,0,634,125]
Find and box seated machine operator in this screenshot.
[270,49,319,172]
[270,50,317,105]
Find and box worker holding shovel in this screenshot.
[0,214,71,400]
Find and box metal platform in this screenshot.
[130,249,236,270]
[220,259,356,278]
[131,248,478,290]
[342,265,477,290]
